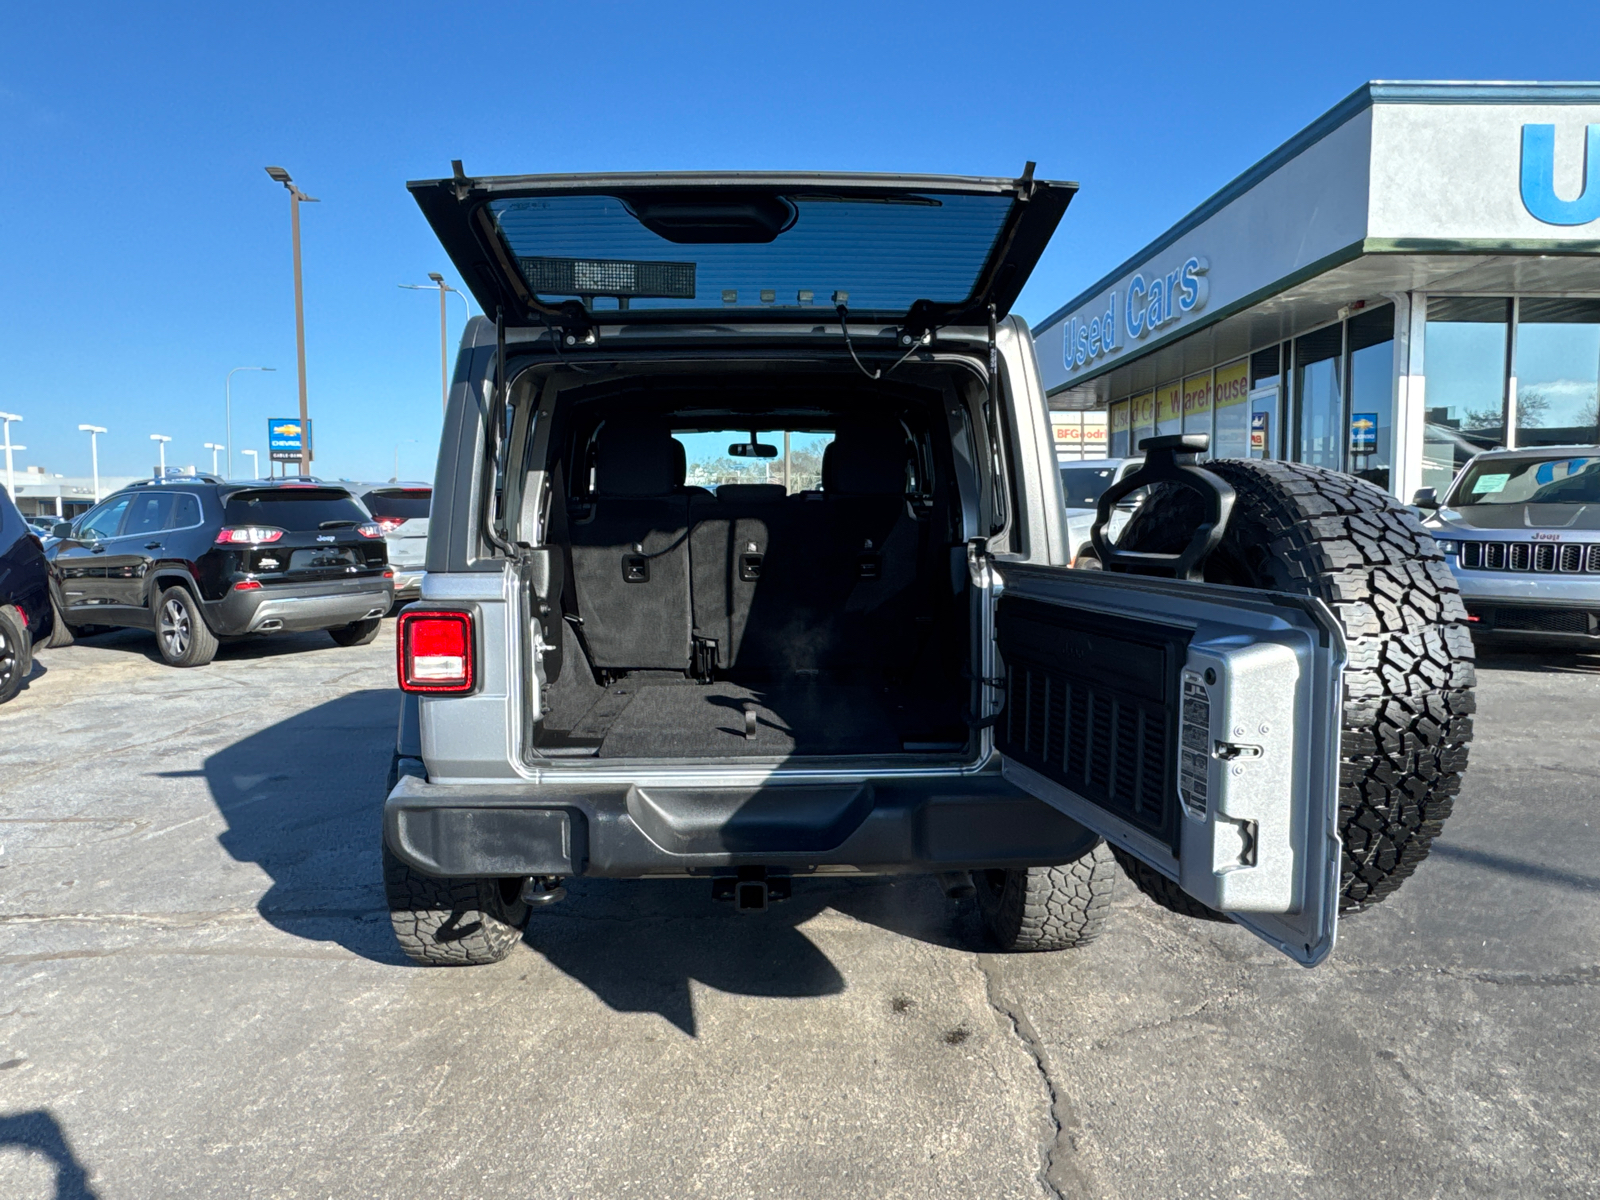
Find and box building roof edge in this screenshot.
[1032,80,1600,337]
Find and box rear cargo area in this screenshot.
[524,367,976,762]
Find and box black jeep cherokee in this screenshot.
[45,478,394,666]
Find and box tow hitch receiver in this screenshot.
[712,867,792,912]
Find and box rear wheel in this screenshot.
[0,606,31,704]
[329,618,382,647]
[43,596,76,648]
[155,585,219,667]
[1115,458,1475,913]
[383,841,529,966]
[976,840,1118,951]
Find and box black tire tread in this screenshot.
[43,597,76,649]
[978,841,1118,951]
[0,605,30,704]
[382,841,528,966]
[329,618,383,648]
[156,585,219,668]
[1112,847,1230,922]
[1117,459,1474,913]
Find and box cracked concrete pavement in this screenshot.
[2,624,1598,1198]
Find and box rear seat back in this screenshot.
[568,420,692,671]
[821,421,921,670]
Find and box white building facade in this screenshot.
[1033,81,1600,501]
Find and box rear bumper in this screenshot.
[206,577,393,636]
[392,570,425,599]
[383,767,1098,879]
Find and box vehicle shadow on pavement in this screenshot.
[198,687,408,965]
[66,626,345,665]
[520,874,965,1035]
[0,1109,100,1199]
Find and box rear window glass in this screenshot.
[362,488,432,519]
[223,488,369,530]
[489,192,1012,315]
[1059,464,1119,507]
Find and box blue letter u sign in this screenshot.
[1521,124,1600,226]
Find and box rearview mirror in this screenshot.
[52,521,74,538]
[729,441,778,458]
[1411,487,1439,509]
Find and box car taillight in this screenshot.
[232,580,263,591]
[357,522,384,539]
[398,610,474,693]
[377,517,406,534]
[215,526,285,545]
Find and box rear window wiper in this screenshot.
[318,520,357,529]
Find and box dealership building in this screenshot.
[1034,81,1600,501]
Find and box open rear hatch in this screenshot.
[408,166,1075,333]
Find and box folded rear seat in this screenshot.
[568,420,693,672]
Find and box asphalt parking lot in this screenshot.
[2,623,1599,1199]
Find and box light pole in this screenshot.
[204,443,225,476]
[400,276,471,415]
[150,434,171,478]
[241,449,259,479]
[393,439,416,482]
[266,167,318,475]
[78,425,106,502]
[226,366,275,478]
[0,412,21,499]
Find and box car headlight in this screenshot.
[1436,540,1459,555]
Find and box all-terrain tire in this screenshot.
[43,596,76,648]
[329,618,383,647]
[155,585,219,667]
[1111,848,1230,922]
[1115,459,1474,913]
[976,840,1118,951]
[0,605,30,704]
[382,841,529,966]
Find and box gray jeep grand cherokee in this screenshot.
[382,166,1474,968]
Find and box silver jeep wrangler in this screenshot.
[383,166,1474,967]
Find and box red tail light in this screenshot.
[357,522,384,539]
[216,526,284,545]
[376,517,407,534]
[398,610,474,693]
[232,579,263,591]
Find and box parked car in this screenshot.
[44,478,394,666]
[349,482,431,606]
[1416,445,1600,645]
[1058,456,1143,565]
[0,487,53,703]
[379,166,1472,969]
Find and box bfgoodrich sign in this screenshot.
[1035,82,1600,395]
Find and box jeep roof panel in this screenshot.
[408,167,1075,329]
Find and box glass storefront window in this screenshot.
[1156,382,1182,438]
[1423,297,1510,492]
[1514,298,1600,449]
[1130,391,1155,454]
[1249,346,1282,460]
[1295,324,1344,470]
[1107,399,1131,458]
[1182,371,1213,451]
[1213,359,1250,458]
[1347,305,1395,492]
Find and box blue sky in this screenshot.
[4,1,1599,483]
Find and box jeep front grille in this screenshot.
[1458,540,1600,573]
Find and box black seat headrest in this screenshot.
[594,420,679,496]
[715,484,787,504]
[822,422,908,495]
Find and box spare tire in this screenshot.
[1113,459,1474,913]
